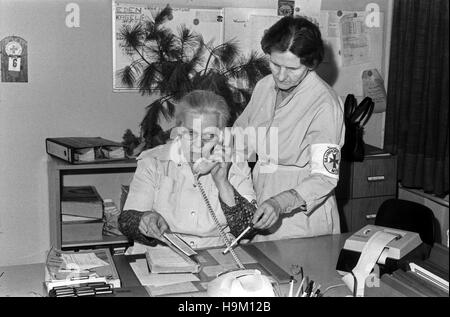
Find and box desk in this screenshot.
[0,234,353,297]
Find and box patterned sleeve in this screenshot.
[219,187,257,238]
[118,210,157,246]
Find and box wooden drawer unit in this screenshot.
[352,157,397,198]
[348,196,392,231]
[336,145,398,232]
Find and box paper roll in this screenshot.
[342,231,398,296]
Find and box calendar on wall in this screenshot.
[112,2,224,91]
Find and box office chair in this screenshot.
[375,198,435,248]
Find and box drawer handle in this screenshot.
[365,214,377,220]
[367,175,385,182]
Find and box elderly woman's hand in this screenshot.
[210,161,231,186]
[192,138,227,176]
[139,211,169,240]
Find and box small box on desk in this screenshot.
[46,137,126,164]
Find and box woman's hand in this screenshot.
[138,211,169,240]
[192,157,219,176]
[210,161,231,186]
[252,199,282,230]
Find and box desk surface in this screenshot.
[0,234,352,297]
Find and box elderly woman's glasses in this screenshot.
[181,130,219,143]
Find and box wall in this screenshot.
[0,0,391,266]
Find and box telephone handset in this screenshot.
[192,142,224,176]
[191,138,245,268]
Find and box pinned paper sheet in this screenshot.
[362,69,387,113]
[342,231,398,296]
[340,12,370,66]
[294,0,322,23]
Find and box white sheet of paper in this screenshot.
[147,282,202,296]
[340,13,370,66]
[223,7,277,56]
[362,68,387,113]
[295,0,322,23]
[130,258,199,287]
[61,253,109,271]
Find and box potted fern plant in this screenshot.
[117,5,270,156]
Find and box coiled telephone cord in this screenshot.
[194,176,245,269]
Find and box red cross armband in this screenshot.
[310,143,341,179]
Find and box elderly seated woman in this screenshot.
[118,90,256,250]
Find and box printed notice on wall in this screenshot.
[339,13,370,66]
[362,69,387,113]
[112,2,223,91]
[294,0,322,24]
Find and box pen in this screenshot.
[300,267,304,293]
[288,276,295,297]
[295,277,306,297]
[313,287,321,297]
[306,280,314,297]
[310,283,321,297]
[222,225,253,254]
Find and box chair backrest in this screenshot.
[375,198,435,246]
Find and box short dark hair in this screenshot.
[261,16,324,69]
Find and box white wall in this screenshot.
[0,0,391,266]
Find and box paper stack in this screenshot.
[45,248,121,293]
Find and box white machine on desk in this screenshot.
[336,225,423,296]
[207,269,277,297]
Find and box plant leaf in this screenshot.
[161,99,176,121]
[177,25,203,61]
[120,23,144,49]
[228,51,270,89]
[154,5,173,27]
[212,40,240,69]
[141,99,163,141]
[117,65,137,88]
[138,63,160,95]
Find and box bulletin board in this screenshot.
[112,0,392,147]
[223,7,385,99]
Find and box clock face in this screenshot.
[5,41,22,56]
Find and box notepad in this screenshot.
[163,232,197,257]
[130,258,199,287]
[145,245,200,274]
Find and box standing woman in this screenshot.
[234,16,345,241]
